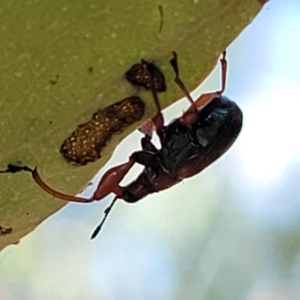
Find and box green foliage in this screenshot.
[0,0,265,250]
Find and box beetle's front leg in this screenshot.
[1,162,135,203]
[139,121,162,153]
[184,51,227,111]
[170,51,228,126]
[0,164,96,203]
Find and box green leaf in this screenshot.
[0,0,266,250]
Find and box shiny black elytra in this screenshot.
[2,51,242,238]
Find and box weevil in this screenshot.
[1,51,242,238]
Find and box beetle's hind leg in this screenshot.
[0,164,93,203]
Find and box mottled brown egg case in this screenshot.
[60,96,145,165]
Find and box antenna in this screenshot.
[90,196,118,239]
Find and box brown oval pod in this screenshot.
[60,96,145,165]
[125,60,166,92]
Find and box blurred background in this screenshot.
[1,0,300,299]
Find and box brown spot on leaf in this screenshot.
[60,96,145,165]
[125,60,166,92]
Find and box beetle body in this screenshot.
[122,96,242,202]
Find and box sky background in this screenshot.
[1,0,300,299]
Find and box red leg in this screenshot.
[186,51,227,110]
[170,51,228,126]
[32,168,95,203]
[0,165,94,203]
[219,51,227,95]
[1,163,134,203]
[92,157,135,200]
[139,119,155,138]
[179,92,220,125]
[32,159,135,202]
